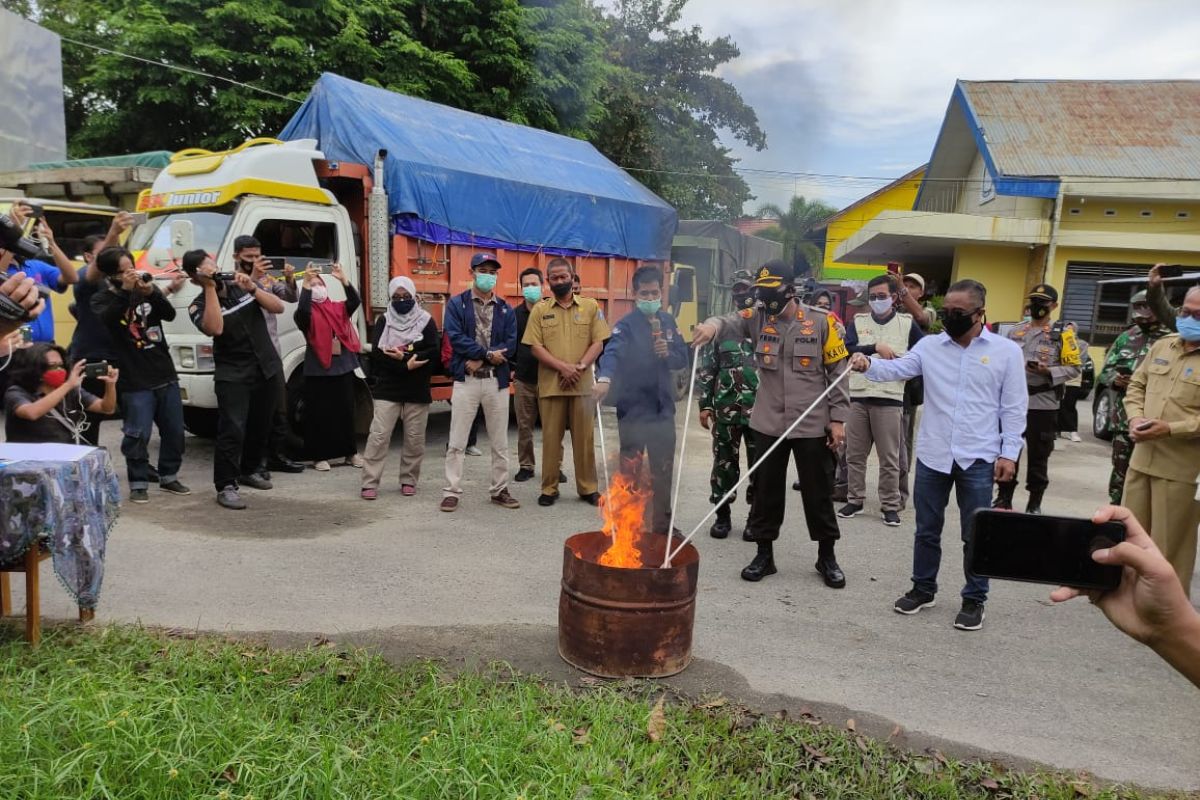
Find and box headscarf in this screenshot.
[379,275,431,350]
[305,276,361,369]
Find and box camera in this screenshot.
[0,210,50,263]
[83,360,111,380]
[138,271,154,283]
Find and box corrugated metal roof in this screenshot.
[960,80,1200,179]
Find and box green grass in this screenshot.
[0,625,1178,799]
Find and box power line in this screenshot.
[57,34,302,105]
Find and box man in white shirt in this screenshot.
[850,279,1027,631]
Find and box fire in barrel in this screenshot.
[558,471,700,678]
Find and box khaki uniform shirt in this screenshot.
[706,304,850,439]
[1125,335,1200,484]
[522,295,610,398]
[1006,321,1081,411]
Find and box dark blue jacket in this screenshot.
[597,309,689,420]
[443,288,517,389]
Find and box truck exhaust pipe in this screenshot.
[367,149,391,309]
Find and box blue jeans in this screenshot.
[121,382,185,490]
[912,458,993,603]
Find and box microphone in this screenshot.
[649,317,665,358]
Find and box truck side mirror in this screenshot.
[169,220,195,254]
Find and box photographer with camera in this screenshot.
[91,247,189,503]
[0,203,80,343]
[3,343,117,444]
[0,269,44,344]
[182,249,285,510]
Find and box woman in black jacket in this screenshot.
[360,276,439,500]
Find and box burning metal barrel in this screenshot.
[559,530,700,678]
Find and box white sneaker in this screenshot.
[345,453,364,468]
[1069,432,1082,443]
[465,445,483,457]
[314,460,331,472]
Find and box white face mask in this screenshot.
[311,284,329,304]
[868,297,894,315]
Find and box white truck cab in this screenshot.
[128,139,366,437]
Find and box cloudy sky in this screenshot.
[674,0,1200,213]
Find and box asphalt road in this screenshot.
[12,399,1200,791]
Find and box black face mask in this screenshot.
[392,298,415,315]
[1029,301,1052,320]
[939,308,979,338]
[237,259,254,274]
[550,281,573,298]
[733,291,754,310]
[756,286,792,315]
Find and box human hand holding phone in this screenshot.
[968,509,1126,591]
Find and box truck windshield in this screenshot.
[127,207,234,273]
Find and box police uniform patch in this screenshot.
[800,357,811,368]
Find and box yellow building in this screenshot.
[822,166,926,281]
[834,80,1200,347]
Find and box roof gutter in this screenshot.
[1040,182,1065,287]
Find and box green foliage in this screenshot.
[757,195,840,276]
[0,626,1168,799]
[4,0,766,220]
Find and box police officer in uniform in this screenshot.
[1097,290,1173,503]
[692,259,851,587]
[993,284,1081,514]
[696,270,759,540]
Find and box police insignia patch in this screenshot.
[800,357,811,367]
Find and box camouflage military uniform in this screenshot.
[1098,321,1172,503]
[697,334,760,505]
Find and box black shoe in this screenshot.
[709,517,731,539]
[537,493,558,507]
[741,525,754,542]
[991,498,1012,510]
[267,455,305,474]
[992,486,1014,510]
[815,555,846,588]
[159,480,192,496]
[514,468,535,482]
[129,488,149,504]
[239,473,273,491]
[741,553,777,582]
[580,492,600,506]
[836,502,864,519]
[559,471,568,484]
[1025,490,1044,515]
[882,510,901,527]
[792,480,802,491]
[147,465,160,484]
[1025,504,1042,515]
[894,589,936,615]
[954,599,986,631]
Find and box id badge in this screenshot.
[146,326,164,343]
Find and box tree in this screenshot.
[588,0,766,220]
[756,196,839,276]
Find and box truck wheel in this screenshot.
[182,406,219,439]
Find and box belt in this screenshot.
[472,367,495,379]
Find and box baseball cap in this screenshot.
[754,259,794,289]
[902,272,926,293]
[470,252,501,270]
[1027,284,1058,302]
[731,269,754,289]
[1131,289,1149,304]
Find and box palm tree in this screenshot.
[756,196,839,277]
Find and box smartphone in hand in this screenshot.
[1158,264,1184,279]
[968,510,1125,591]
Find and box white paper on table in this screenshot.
[0,443,98,465]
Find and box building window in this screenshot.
[1103,209,1117,217]
[1178,211,1191,219]
[1067,208,1081,216]
[1140,210,1153,217]
[1061,262,1153,348]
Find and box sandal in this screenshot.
[360,488,377,500]
[401,484,416,496]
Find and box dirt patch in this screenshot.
[123,492,377,539]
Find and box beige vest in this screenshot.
[849,312,913,400]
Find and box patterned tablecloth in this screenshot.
[0,443,121,609]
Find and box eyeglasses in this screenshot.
[938,307,980,318]
[1178,307,1200,322]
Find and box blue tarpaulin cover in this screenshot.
[279,73,677,260]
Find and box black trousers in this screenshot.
[1057,386,1083,433]
[79,374,118,446]
[617,415,676,533]
[750,432,840,544]
[213,372,281,491]
[265,374,293,459]
[999,408,1057,495]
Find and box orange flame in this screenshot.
[597,470,651,568]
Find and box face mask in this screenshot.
[1133,316,1155,332]
[869,297,894,316]
[311,284,329,304]
[733,291,754,310]
[939,309,978,338]
[637,299,661,316]
[43,367,68,389]
[522,285,544,304]
[550,281,572,299]
[756,286,791,315]
[1176,314,1200,342]
[474,272,498,293]
[1029,301,1051,320]
[237,259,254,274]
[391,297,415,315]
